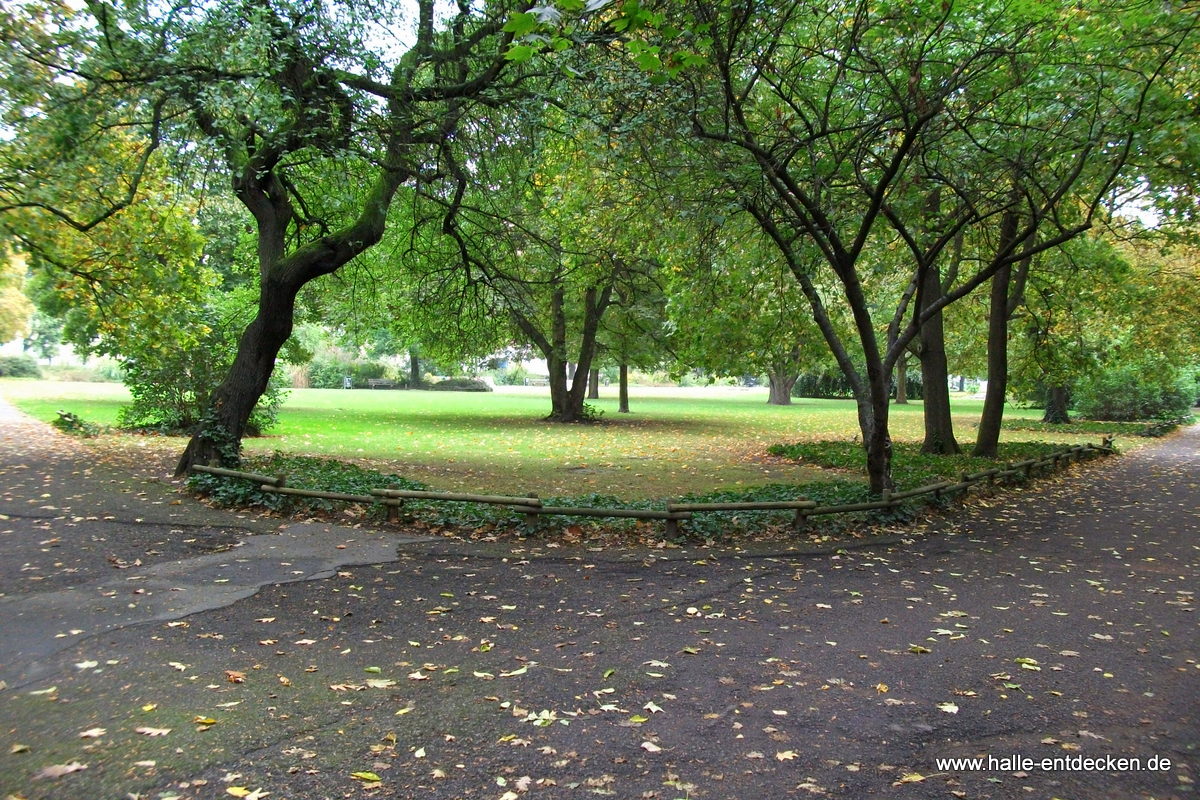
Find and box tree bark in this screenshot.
[858,379,894,495]
[588,367,600,400]
[767,370,798,405]
[176,277,298,470]
[1042,385,1071,423]
[917,262,960,454]
[519,282,614,423]
[975,211,1031,457]
[409,349,421,388]
[618,363,630,413]
[895,351,909,404]
[974,260,1012,457]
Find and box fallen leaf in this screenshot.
[136,727,171,737]
[641,741,662,753]
[78,728,106,739]
[35,762,87,780]
[937,702,959,714]
[776,750,797,761]
[350,771,382,782]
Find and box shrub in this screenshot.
[117,298,287,434]
[0,354,41,378]
[307,357,389,389]
[1074,363,1194,421]
[792,369,922,400]
[429,377,493,392]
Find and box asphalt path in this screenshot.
[0,398,1195,800]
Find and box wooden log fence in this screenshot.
[189,440,1117,537]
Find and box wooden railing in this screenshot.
[190,438,1116,539]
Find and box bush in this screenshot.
[1074,364,1194,421]
[189,453,428,513]
[792,369,922,400]
[307,357,390,389]
[117,298,288,434]
[0,355,41,378]
[428,377,493,392]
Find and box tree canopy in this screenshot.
[1,0,1196,493]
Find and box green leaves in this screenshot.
[502,12,540,37]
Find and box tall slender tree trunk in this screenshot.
[974,260,1012,457]
[409,349,421,388]
[618,363,630,413]
[895,351,909,404]
[588,368,600,400]
[917,262,960,454]
[975,210,1030,457]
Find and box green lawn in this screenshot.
[0,380,1103,499]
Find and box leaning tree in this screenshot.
[1,0,634,470]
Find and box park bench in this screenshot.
[523,377,551,386]
[366,378,396,389]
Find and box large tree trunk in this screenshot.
[917,263,960,454]
[409,349,421,388]
[618,363,630,413]
[176,111,413,474]
[1043,385,1071,423]
[176,278,297,471]
[767,370,798,405]
[547,352,579,422]
[588,367,600,400]
[895,351,909,404]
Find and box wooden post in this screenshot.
[665,517,680,539]
[793,508,809,531]
[524,494,540,527]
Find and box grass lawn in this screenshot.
[1,380,1109,499]
[0,376,1123,501]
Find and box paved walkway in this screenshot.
[0,397,1196,800]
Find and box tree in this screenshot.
[667,0,1197,491]
[665,218,827,405]
[2,0,635,470]
[412,55,679,422]
[0,248,33,343]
